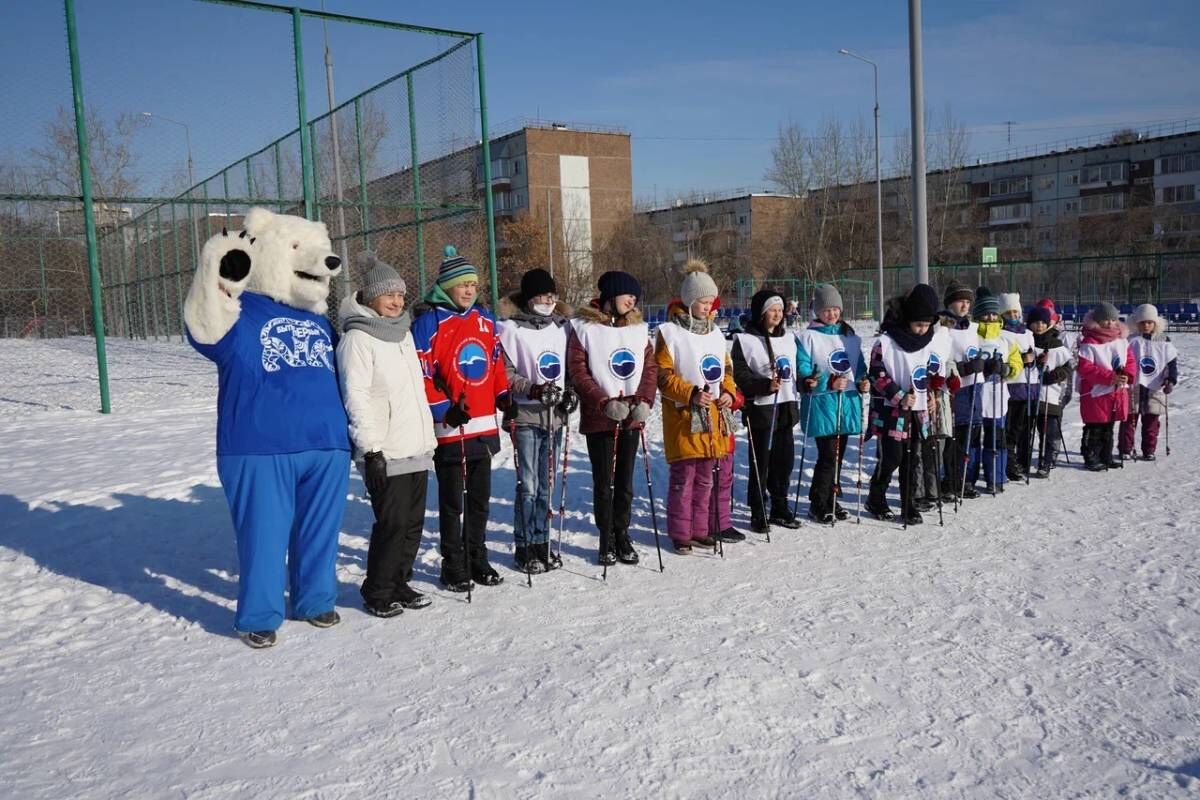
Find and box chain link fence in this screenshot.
[1,1,495,412]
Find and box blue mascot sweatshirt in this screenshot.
[188,291,351,456]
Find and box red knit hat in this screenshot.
[1036,297,1059,324]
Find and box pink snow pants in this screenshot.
[667,453,733,542]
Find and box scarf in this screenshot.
[342,309,412,343]
[880,320,935,353]
[1032,328,1063,351]
[672,309,715,335]
[1083,321,1124,344]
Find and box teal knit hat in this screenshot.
[437,245,478,291]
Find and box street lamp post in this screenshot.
[142,111,201,269]
[838,48,885,322]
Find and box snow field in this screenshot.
[1,334,1198,798]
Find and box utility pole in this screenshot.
[908,0,929,284]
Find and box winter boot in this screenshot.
[394,583,432,610]
[302,610,341,628]
[902,509,924,526]
[715,527,746,543]
[514,546,547,575]
[615,534,640,565]
[808,508,835,524]
[750,517,770,534]
[833,503,850,521]
[691,534,718,552]
[533,542,562,571]
[240,630,277,649]
[864,501,895,521]
[1141,452,1157,462]
[672,539,693,555]
[363,599,404,618]
[439,574,473,593]
[471,562,505,587]
[1103,427,1122,469]
[769,510,802,529]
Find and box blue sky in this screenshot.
[2,0,1198,202]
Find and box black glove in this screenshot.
[960,357,984,376]
[538,383,564,407]
[558,386,579,415]
[363,451,388,498]
[982,358,999,377]
[443,398,471,429]
[1036,351,1048,367]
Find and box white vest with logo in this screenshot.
[976,332,1011,418]
[1001,327,1036,386]
[1034,344,1072,407]
[570,320,648,398]
[657,324,727,404]
[1077,339,1129,398]
[947,323,981,387]
[735,332,799,405]
[796,327,863,385]
[1131,337,1178,391]
[877,334,940,412]
[498,321,568,406]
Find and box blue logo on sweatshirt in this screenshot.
[536,351,562,382]
[828,349,851,375]
[965,345,980,360]
[609,347,638,380]
[927,352,942,376]
[456,342,488,382]
[912,364,929,392]
[1140,356,1157,376]
[700,354,724,383]
[774,355,793,381]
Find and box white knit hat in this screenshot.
[679,259,719,307]
[999,292,1022,315]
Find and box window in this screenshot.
[1066,172,1080,186]
[738,215,747,225]
[1038,176,1055,191]
[989,228,1029,247]
[1159,153,1200,175]
[1062,199,1079,214]
[989,176,1030,196]
[1036,203,1054,217]
[1159,213,1200,234]
[1036,228,1054,243]
[989,202,1030,223]
[513,158,522,175]
[945,183,971,203]
[1160,184,1197,204]
[514,190,525,208]
[1080,192,1128,214]
[1081,163,1128,185]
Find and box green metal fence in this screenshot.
[0,0,496,413]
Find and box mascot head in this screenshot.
[241,207,342,314]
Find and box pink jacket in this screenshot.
[1076,318,1134,424]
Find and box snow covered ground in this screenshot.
[2,333,1199,798]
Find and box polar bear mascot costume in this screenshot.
[185,207,351,648]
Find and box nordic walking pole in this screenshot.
[639,428,665,572]
[991,353,1001,497]
[1165,390,1171,457]
[555,409,571,564]
[744,411,771,541]
[830,386,844,527]
[960,378,982,499]
[458,419,473,605]
[711,382,724,559]
[604,398,622,582]
[791,377,816,517]
[856,391,868,524]
[508,422,533,588]
[903,410,917,531]
[1058,426,1072,466]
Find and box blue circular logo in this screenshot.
[774,355,793,381]
[700,354,723,383]
[927,352,942,376]
[1140,356,1157,376]
[965,345,980,360]
[911,364,929,392]
[536,350,562,382]
[609,347,637,380]
[828,349,851,375]
[456,342,488,382]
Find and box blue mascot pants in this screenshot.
[217,449,350,632]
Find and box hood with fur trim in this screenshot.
[575,302,643,327]
[1081,309,1129,343]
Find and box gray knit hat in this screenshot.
[1091,302,1120,323]
[357,251,405,302]
[811,283,843,315]
[1130,303,1159,324]
[679,259,719,307]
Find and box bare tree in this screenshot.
[594,216,675,305]
[28,107,146,199]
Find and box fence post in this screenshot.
[354,97,370,250]
[64,0,110,412]
[156,206,170,339]
[292,7,315,220]
[476,34,499,307]
[407,72,425,297]
[171,201,185,342]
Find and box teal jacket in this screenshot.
[795,321,868,438]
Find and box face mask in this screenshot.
[532,302,556,316]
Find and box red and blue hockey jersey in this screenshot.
[411,295,509,447]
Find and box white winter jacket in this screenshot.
[336,294,437,473]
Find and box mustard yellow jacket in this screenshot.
[655,306,738,464]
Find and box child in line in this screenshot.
[795,284,869,524]
[337,253,437,616]
[865,284,942,525]
[962,288,1023,494]
[731,288,802,531]
[1075,302,1134,471]
[937,281,975,501]
[567,271,658,566]
[498,267,575,573]
[1000,292,1038,481]
[1026,305,1072,478]
[411,246,509,591]
[1119,303,1179,461]
[656,260,742,552]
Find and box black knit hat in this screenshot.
[750,288,785,324]
[597,270,642,307]
[1026,307,1053,326]
[943,280,973,307]
[519,268,556,301]
[901,283,940,324]
[973,286,1001,319]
